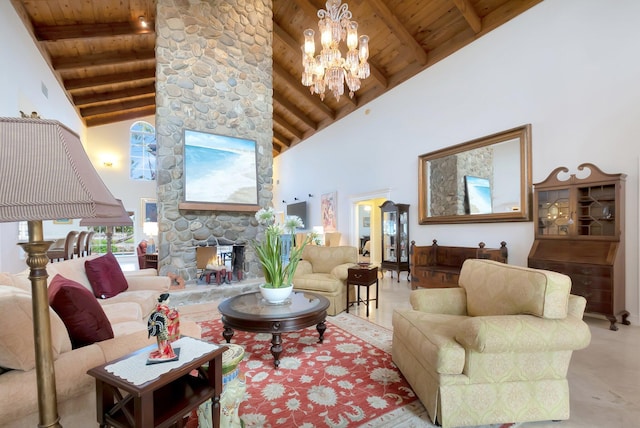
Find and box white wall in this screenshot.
[274,0,640,323]
[0,2,86,273]
[85,117,158,245]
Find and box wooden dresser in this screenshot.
[527,163,627,330]
[410,240,508,289]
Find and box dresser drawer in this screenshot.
[570,274,613,290]
[529,260,612,278]
[348,267,378,285]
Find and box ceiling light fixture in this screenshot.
[301,0,370,102]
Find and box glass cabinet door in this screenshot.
[382,211,397,262]
[536,189,570,236]
[399,211,408,262]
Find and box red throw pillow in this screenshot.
[84,252,129,299]
[48,274,114,349]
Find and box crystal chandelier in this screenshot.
[301,0,370,101]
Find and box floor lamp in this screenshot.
[80,200,133,253]
[0,117,121,428]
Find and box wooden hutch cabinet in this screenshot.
[527,163,627,330]
[380,201,410,282]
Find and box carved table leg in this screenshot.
[621,310,631,326]
[222,326,234,343]
[606,314,619,331]
[316,321,326,343]
[270,333,283,368]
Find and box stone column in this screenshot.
[155,0,273,282]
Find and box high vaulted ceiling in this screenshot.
[12,0,542,156]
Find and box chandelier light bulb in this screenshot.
[300,0,371,102]
[303,29,316,57]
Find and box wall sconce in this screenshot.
[139,16,148,28]
[282,200,287,204]
[294,197,299,201]
[308,193,313,198]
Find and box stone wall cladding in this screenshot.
[429,147,493,216]
[156,0,273,282]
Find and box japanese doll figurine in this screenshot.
[147,293,180,362]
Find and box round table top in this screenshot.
[217,291,329,322]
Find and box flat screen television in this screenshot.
[286,201,307,230]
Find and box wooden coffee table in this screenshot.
[87,336,226,428]
[218,291,330,368]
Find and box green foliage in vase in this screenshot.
[253,207,310,288]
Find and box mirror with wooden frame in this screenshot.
[418,124,532,224]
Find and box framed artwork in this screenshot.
[140,198,157,227]
[362,216,370,228]
[464,176,492,214]
[321,192,337,232]
[183,129,258,208]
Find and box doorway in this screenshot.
[350,190,390,265]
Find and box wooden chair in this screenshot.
[48,231,78,262]
[85,231,95,256]
[75,231,88,258]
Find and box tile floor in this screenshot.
[131,253,640,428]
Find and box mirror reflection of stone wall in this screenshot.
[429,147,493,215]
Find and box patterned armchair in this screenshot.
[392,259,591,428]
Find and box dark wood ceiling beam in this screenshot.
[451,0,482,33]
[52,49,155,70]
[274,113,304,140]
[368,0,428,66]
[73,83,156,107]
[80,95,155,117]
[65,68,155,90]
[273,62,335,118]
[35,22,154,41]
[84,106,156,127]
[273,130,292,148]
[273,94,318,131]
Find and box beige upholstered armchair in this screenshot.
[293,245,358,315]
[392,259,591,428]
[324,232,341,246]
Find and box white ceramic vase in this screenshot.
[259,283,293,304]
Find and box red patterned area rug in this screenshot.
[196,312,518,428]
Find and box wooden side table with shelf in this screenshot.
[87,337,226,428]
[346,265,379,317]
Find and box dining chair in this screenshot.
[75,231,88,258]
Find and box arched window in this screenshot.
[130,121,156,181]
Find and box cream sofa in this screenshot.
[392,259,592,428]
[0,255,200,428]
[292,246,358,315]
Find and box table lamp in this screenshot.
[0,117,121,428]
[80,199,133,253]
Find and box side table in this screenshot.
[347,265,379,317]
[87,336,226,428]
[145,252,158,269]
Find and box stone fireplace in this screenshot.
[155,0,273,284]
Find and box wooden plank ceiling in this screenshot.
[12,0,542,156]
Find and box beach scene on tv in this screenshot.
[184,130,258,205]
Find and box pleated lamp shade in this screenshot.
[0,117,121,222]
[80,199,133,227]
